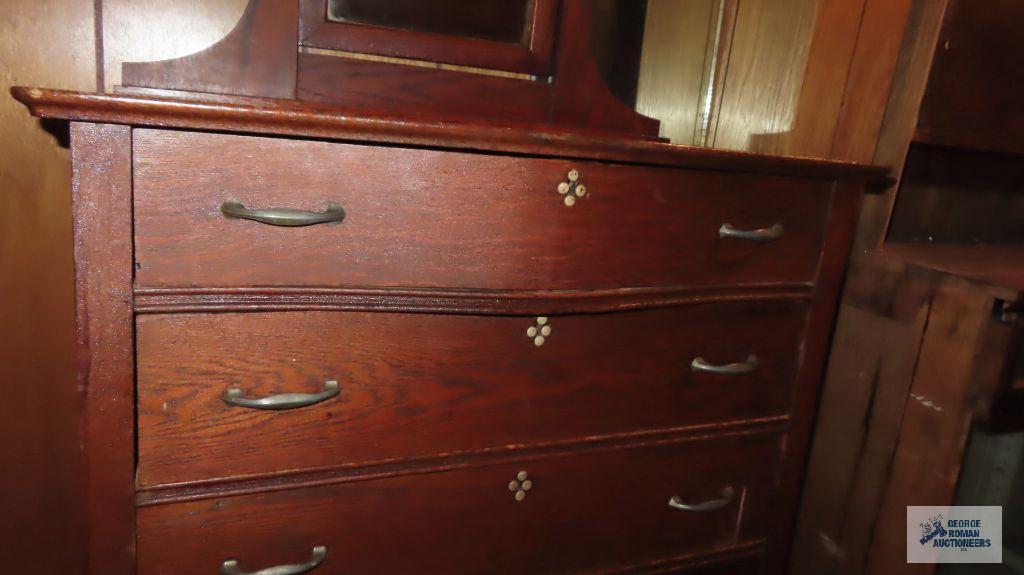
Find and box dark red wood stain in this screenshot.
[70,122,137,573]
[12,83,881,574]
[132,129,833,290]
[137,435,779,574]
[136,304,805,486]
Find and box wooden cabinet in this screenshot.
[12,81,883,573]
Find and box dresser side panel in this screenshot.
[70,122,137,574]
[769,182,865,572]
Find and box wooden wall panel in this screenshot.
[0,1,95,572]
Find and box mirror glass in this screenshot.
[637,0,818,151]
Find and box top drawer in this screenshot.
[133,129,832,289]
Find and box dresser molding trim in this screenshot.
[136,415,789,506]
[70,123,137,572]
[604,539,766,574]
[133,284,814,315]
[12,87,890,183]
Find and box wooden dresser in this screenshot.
[9,2,887,573]
[13,85,885,574]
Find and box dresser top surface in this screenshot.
[13,86,889,184]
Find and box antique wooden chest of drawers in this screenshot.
[12,86,886,574]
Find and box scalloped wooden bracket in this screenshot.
[118,0,659,139]
[122,0,298,99]
[549,0,661,138]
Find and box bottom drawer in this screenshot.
[138,434,781,574]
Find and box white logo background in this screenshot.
[907,506,1002,563]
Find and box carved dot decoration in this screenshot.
[508,470,534,501]
[526,317,552,347]
[557,168,586,207]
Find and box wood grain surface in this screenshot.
[0,2,95,571]
[915,0,1024,155]
[71,122,137,574]
[132,284,813,316]
[137,434,780,574]
[864,277,1014,575]
[790,254,933,575]
[711,0,816,153]
[852,0,949,252]
[827,0,914,163]
[765,182,865,571]
[132,128,833,289]
[11,87,891,182]
[635,0,721,145]
[297,53,552,125]
[137,303,805,486]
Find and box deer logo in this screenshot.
[920,515,947,545]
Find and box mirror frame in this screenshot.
[300,0,559,76]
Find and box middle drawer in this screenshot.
[136,302,805,487]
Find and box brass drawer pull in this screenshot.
[718,222,784,242]
[690,355,759,376]
[220,545,327,575]
[222,380,340,411]
[668,486,735,512]
[221,199,346,227]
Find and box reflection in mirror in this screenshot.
[637,0,817,153]
[326,0,532,45]
[637,0,737,147]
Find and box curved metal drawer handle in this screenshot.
[222,380,340,411]
[221,199,346,227]
[221,545,327,575]
[691,355,759,376]
[668,486,735,512]
[718,222,784,242]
